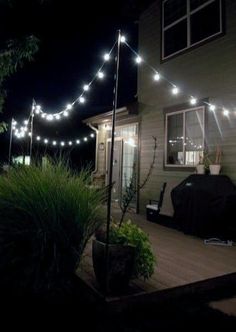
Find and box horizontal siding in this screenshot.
[138,0,236,213]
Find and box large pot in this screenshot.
[92,239,135,294]
[209,164,221,175]
[196,164,205,174]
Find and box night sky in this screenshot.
[0,0,152,168]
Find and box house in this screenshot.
[84,0,236,216]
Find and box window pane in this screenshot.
[191,0,221,45]
[164,0,187,27]
[164,19,187,57]
[167,113,184,165]
[190,0,209,11]
[185,109,204,166]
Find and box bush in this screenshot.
[0,162,105,297]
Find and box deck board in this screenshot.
[76,211,236,299]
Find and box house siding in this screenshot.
[138,0,236,213]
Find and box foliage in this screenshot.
[0,161,106,297]
[96,220,155,280]
[0,32,39,132]
[199,146,222,169]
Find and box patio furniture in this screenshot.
[171,174,236,238]
[146,182,167,222]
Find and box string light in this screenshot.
[98,71,104,79]
[223,109,229,116]
[79,96,85,104]
[83,84,90,91]
[154,73,160,81]
[209,104,216,111]
[66,104,73,110]
[104,53,110,61]
[63,110,69,117]
[135,56,142,64]
[190,97,197,105]
[120,35,126,43]
[172,86,179,95]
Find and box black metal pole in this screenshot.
[8,118,14,166]
[29,99,35,164]
[105,30,121,294]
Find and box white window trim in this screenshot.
[162,0,223,60]
[165,106,205,167]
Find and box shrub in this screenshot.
[0,162,105,297]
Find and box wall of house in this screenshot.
[138,0,236,213]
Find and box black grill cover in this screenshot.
[171,175,236,238]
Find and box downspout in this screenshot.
[88,123,99,176]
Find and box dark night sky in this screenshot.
[0,0,152,167]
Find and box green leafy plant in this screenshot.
[0,161,106,297]
[96,220,155,280]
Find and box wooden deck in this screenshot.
[76,212,236,306]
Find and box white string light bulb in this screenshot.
[120,36,126,43]
[104,53,110,61]
[53,141,57,146]
[24,120,28,125]
[63,110,69,117]
[223,109,229,116]
[98,71,104,79]
[66,104,73,110]
[209,104,216,111]
[172,87,179,95]
[84,137,88,141]
[76,139,80,144]
[83,84,89,91]
[36,136,41,141]
[55,114,61,120]
[44,139,48,144]
[135,56,142,64]
[61,141,65,146]
[190,97,197,105]
[46,114,53,121]
[69,141,72,146]
[154,73,160,81]
[90,133,95,138]
[79,96,85,104]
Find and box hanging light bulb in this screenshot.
[35,105,41,114]
[190,97,197,105]
[36,136,41,141]
[79,96,85,104]
[46,114,53,121]
[44,139,48,144]
[63,110,69,117]
[55,114,61,120]
[76,139,80,144]
[90,133,95,138]
[68,141,72,146]
[223,109,229,116]
[135,56,142,64]
[104,53,110,61]
[98,71,104,79]
[154,73,160,81]
[172,86,179,95]
[24,120,28,125]
[83,84,89,91]
[66,104,73,110]
[84,137,88,141]
[53,141,57,146]
[209,104,216,111]
[28,132,31,137]
[120,35,126,43]
[41,113,46,118]
[61,141,65,146]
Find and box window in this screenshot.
[165,107,205,167]
[162,0,223,60]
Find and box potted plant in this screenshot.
[209,145,222,175]
[93,220,155,293]
[196,154,205,174]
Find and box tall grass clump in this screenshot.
[0,162,106,298]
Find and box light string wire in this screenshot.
[124,41,230,116]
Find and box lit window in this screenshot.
[165,107,205,167]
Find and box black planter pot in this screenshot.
[92,239,135,294]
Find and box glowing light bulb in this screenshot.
[83,84,89,91]
[68,141,72,146]
[46,114,53,121]
[24,120,28,125]
[55,114,61,120]
[104,53,110,61]
[154,73,160,81]
[172,87,179,95]
[79,96,85,104]
[98,71,104,79]
[66,104,72,110]
[44,139,48,144]
[36,105,41,114]
[223,109,229,116]
[190,97,197,105]
[90,133,95,138]
[209,104,216,111]
[36,136,41,141]
[120,35,126,43]
[63,110,69,117]
[84,137,88,142]
[23,127,28,132]
[53,141,57,146]
[41,113,46,118]
[61,141,65,146]
[28,132,31,137]
[76,140,80,144]
[135,56,142,64]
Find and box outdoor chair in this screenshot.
[146,182,167,222]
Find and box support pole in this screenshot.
[105,30,121,294]
[8,118,14,166]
